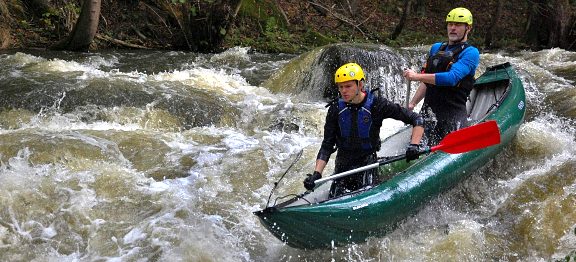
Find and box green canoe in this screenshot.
[255,62,526,249]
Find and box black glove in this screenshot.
[405,144,420,162]
[304,171,322,190]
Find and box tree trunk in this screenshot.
[569,17,576,50]
[52,0,101,51]
[275,0,290,25]
[549,0,571,48]
[523,0,546,50]
[523,0,576,50]
[389,0,411,40]
[0,1,12,49]
[210,0,243,51]
[484,0,504,49]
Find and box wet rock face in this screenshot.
[264,43,414,103]
[314,43,402,98]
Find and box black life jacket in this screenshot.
[422,42,475,118]
[337,91,375,152]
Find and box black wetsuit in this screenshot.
[317,90,423,197]
[422,42,478,145]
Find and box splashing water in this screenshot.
[0,47,575,261]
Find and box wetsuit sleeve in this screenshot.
[316,104,338,162]
[435,46,480,86]
[374,96,424,127]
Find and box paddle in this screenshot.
[405,80,411,108]
[312,120,501,186]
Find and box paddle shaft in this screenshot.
[405,80,411,108]
[314,154,409,184]
[311,120,500,185]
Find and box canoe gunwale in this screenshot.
[262,63,516,211]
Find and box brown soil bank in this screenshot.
[0,0,575,53]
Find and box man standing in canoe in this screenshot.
[403,7,480,145]
[304,62,424,197]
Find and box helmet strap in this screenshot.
[457,34,466,43]
[348,87,359,103]
[350,80,364,103]
[455,27,470,44]
[462,25,472,40]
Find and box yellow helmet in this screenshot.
[446,7,473,25]
[334,63,365,83]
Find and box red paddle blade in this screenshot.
[431,120,501,154]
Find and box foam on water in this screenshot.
[520,48,576,72]
[1,47,575,261]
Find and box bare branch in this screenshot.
[308,0,367,37]
[96,34,149,49]
[275,0,290,25]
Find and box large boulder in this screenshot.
[263,43,425,103]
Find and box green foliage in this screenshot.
[226,0,343,53]
[170,0,217,6]
[239,0,287,28]
[189,6,197,16]
[63,2,80,15]
[264,17,279,37]
[41,10,58,29]
[303,30,337,47]
[40,17,52,29]
[18,20,31,29]
[261,17,295,52]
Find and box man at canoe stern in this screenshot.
[403,7,480,146]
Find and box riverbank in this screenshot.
[0,0,570,53]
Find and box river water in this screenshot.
[0,46,574,261]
